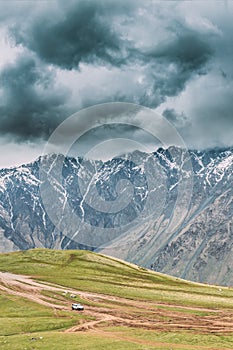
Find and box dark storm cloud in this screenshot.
[148,32,212,98]
[163,108,189,128]
[11,0,131,69]
[73,30,213,109]
[9,0,213,105]
[0,54,70,140]
[151,32,212,69]
[1,0,232,149]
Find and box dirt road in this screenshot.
[1,271,233,336]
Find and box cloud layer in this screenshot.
[0,0,233,164]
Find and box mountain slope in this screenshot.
[0,147,233,285]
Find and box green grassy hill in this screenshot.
[0,249,233,349]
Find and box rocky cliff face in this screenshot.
[0,147,232,285]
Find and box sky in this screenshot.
[0,0,233,168]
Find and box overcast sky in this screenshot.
[0,0,233,168]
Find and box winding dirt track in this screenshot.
[1,271,233,348]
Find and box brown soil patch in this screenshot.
[1,271,233,337]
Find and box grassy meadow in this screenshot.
[0,249,233,349]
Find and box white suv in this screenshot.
[72,303,84,311]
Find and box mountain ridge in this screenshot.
[0,146,233,285]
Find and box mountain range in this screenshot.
[0,146,232,286]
